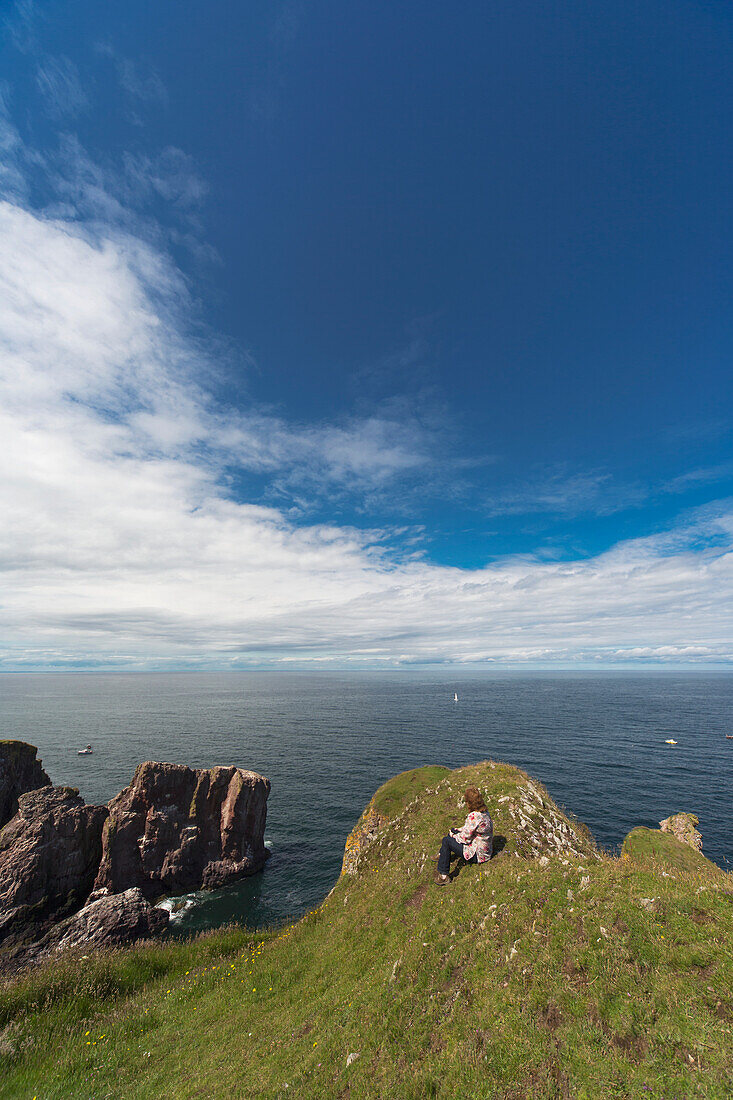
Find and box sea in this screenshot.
[0,671,730,935]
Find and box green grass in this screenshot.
[369,765,452,819]
[1,761,731,1099]
[621,827,723,876]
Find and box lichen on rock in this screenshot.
[659,812,703,852]
[341,804,389,875]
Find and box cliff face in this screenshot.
[0,746,271,964]
[94,761,270,898]
[0,786,107,941]
[0,740,51,829]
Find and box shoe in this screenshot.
[435,873,450,886]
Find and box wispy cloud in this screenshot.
[3,114,213,268]
[249,2,301,123]
[485,467,648,518]
[485,458,733,521]
[122,147,207,210]
[95,43,168,118]
[662,462,733,495]
[35,56,88,118]
[115,57,168,108]
[4,0,38,55]
[0,87,27,200]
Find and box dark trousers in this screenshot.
[437,834,478,875]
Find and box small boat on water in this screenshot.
[77,744,93,755]
[453,692,458,702]
[727,735,733,740]
[664,739,677,745]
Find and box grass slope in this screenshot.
[1,761,731,1099]
[621,828,722,877]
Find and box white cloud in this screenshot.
[0,160,731,667]
[485,467,648,517]
[0,88,28,200]
[94,44,168,114]
[35,56,88,118]
[0,197,439,665]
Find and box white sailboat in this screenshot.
[453,692,458,702]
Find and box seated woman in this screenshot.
[436,786,493,885]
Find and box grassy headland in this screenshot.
[1,761,731,1099]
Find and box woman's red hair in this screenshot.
[464,787,486,812]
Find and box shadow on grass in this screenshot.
[450,835,507,880]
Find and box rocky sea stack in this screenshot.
[94,761,271,898]
[0,744,270,965]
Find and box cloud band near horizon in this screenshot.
[1,165,732,669]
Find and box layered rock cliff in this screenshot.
[49,888,169,953]
[94,762,270,898]
[0,740,51,828]
[0,786,107,942]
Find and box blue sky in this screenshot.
[0,0,731,668]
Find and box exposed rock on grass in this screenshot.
[341,806,389,875]
[341,760,597,877]
[659,811,703,851]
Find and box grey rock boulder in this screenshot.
[51,888,169,952]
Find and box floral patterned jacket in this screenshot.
[452,810,493,863]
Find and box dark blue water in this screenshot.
[0,672,730,932]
